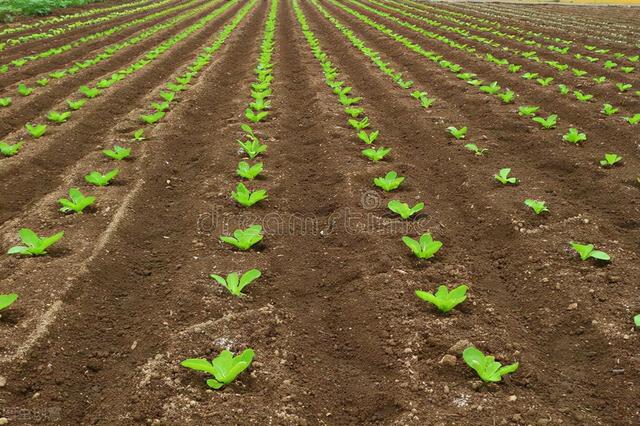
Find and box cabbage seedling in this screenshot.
[59,188,95,214]
[166,83,186,92]
[536,77,554,86]
[570,242,610,261]
[498,90,515,104]
[634,314,640,328]
[245,108,268,123]
[339,94,361,106]
[0,141,23,157]
[0,97,11,107]
[79,86,100,98]
[85,169,119,186]
[358,130,379,145]
[103,145,131,161]
[464,144,487,156]
[237,161,263,180]
[518,106,539,116]
[210,269,261,296]
[140,111,165,124]
[624,114,640,125]
[388,200,424,219]
[479,81,501,95]
[362,147,390,161]
[37,78,49,87]
[402,233,442,259]
[7,228,64,256]
[374,171,404,192]
[181,348,254,389]
[238,139,267,159]
[524,199,548,214]
[220,225,263,250]
[600,153,622,167]
[616,83,632,93]
[47,111,71,123]
[601,104,618,116]
[25,123,47,138]
[0,293,18,312]
[463,347,519,383]
[231,183,267,207]
[494,168,519,185]
[558,84,570,95]
[349,116,369,131]
[345,107,363,118]
[67,99,86,110]
[532,114,557,129]
[420,96,436,108]
[574,91,593,102]
[133,129,145,141]
[563,128,587,144]
[159,91,175,102]
[447,126,467,140]
[152,101,170,112]
[415,284,468,313]
[17,83,34,96]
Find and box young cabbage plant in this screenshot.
[0,141,23,157]
[238,138,267,159]
[181,349,254,389]
[133,129,145,141]
[563,128,587,144]
[17,83,34,96]
[59,187,95,214]
[498,90,515,104]
[231,183,267,207]
[634,314,640,328]
[344,107,363,118]
[152,101,170,112]
[85,169,119,186]
[402,233,442,259]
[361,147,390,161]
[339,94,361,106]
[415,284,468,313]
[166,83,186,92]
[518,105,539,117]
[463,347,519,383]
[7,228,64,256]
[245,108,268,123]
[79,85,100,98]
[25,123,47,138]
[103,145,131,161]
[0,97,12,107]
[159,91,175,102]
[574,91,593,102]
[464,144,487,156]
[374,171,404,192]
[140,111,165,125]
[570,242,610,262]
[210,269,261,297]
[67,99,86,111]
[0,293,18,312]
[420,96,436,109]
[494,168,519,185]
[558,84,570,95]
[349,116,369,131]
[37,78,49,87]
[532,114,557,129]
[47,111,71,123]
[358,130,379,145]
[524,199,548,215]
[447,126,468,140]
[624,114,640,125]
[601,103,618,116]
[388,200,424,219]
[536,77,554,86]
[236,161,263,180]
[616,83,632,93]
[600,153,622,167]
[220,225,263,250]
[479,81,501,95]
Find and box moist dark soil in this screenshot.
[0,1,638,425]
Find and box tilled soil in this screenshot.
[0,0,638,425]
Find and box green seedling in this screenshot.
[49,71,66,79]
[181,349,254,389]
[152,101,170,112]
[374,171,404,192]
[231,183,267,207]
[47,111,71,123]
[0,293,18,312]
[634,314,640,328]
[349,116,369,131]
[480,81,501,95]
[7,228,64,256]
[210,269,261,297]
[388,200,424,219]
[572,69,588,77]
[536,77,554,86]
[245,108,268,123]
[624,114,640,125]
[358,130,379,145]
[0,141,23,157]
[600,153,622,167]
[402,233,442,259]
[604,60,617,69]
[570,242,610,261]
[344,107,363,118]
[103,145,131,161]
[558,84,570,95]
[236,161,263,180]
[411,90,427,99]
[0,97,11,107]
[249,98,270,111]
[166,83,186,92]
[563,128,587,144]
[532,114,557,129]
[58,187,95,214]
[494,168,519,185]
[17,83,33,96]
[601,103,618,116]
[463,347,519,383]
[79,85,100,98]
[361,147,390,161]
[238,139,267,159]
[464,144,487,156]
[522,72,539,80]
[508,64,521,73]
[25,123,47,138]
[415,284,468,313]
[518,105,539,116]
[616,83,632,93]
[37,78,49,87]
[574,91,593,102]
[220,224,263,250]
[420,96,436,108]
[338,94,361,106]
[133,129,145,141]
[159,91,175,102]
[498,90,515,104]
[524,199,548,214]
[85,169,119,186]
[447,126,468,140]
[66,99,86,110]
[140,111,165,125]
[593,76,607,84]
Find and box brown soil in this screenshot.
[0,0,638,425]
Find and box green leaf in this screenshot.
[416,284,468,313]
[0,293,18,311]
[463,347,519,382]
